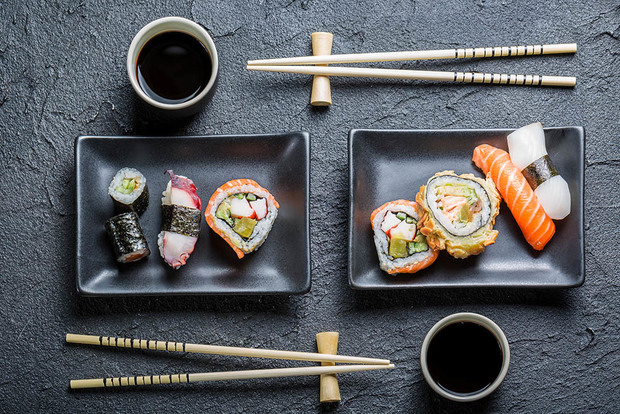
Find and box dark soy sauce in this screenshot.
[136,31,212,104]
[427,321,503,395]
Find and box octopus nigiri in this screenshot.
[157,170,202,269]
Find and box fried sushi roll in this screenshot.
[105,212,150,263]
[205,179,279,259]
[157,170,202,269]
[108,167,149,215]
[371,200,439,275]
[415,170,500,259]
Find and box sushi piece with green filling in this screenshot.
[108,167,149,215]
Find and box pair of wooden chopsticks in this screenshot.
[247,43,577,87]
[67,334,394,389]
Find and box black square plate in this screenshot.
[76,132,310,296]
[349,127,584,289]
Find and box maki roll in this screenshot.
[415,170,500,259]
[507,122,571,220]
[157,170,202,269]
[371,200,439,275]
[108,168,149,215]
[205,179,279,259]
[105,212,150,263]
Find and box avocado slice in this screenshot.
[389,238,409,259]
[458,204,470,223]
[216,201,231,220]
[233,217,257,238]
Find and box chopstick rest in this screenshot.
[316,332,340,403]
[310,32,333,107]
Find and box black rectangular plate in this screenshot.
[349,127,585,289]
[76,132,310,296]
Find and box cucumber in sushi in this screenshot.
[105,212,150,263]
[108,167,149,215]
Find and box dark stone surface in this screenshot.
[1,0,619,412]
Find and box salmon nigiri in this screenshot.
[472,144,555,251]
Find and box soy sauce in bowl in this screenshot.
[426,321,503,396]
[136,31,212,104]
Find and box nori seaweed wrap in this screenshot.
[108,167,149,215]
[161,205,201,237]
[105,212,150,263]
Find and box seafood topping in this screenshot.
[380,211,428,258]
[158,231,197,269]
[216,193,267,239]
[166,170,201,210]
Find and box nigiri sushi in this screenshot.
[157,170,202,269]
[205,179,278,259]
[370,200,438,274]
[415,171,501,259]
[473,144,555,251]
[507,122,571,220]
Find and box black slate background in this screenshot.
[1,0,619,412]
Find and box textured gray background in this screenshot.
[1,0,619,412]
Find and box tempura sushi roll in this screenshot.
[205,179,279,259]
[105,212,150,263]
[371,200,439,275]
[507,122,571,220]
[157,170,201,269]
[416,171,501,259]
[108,167,149,215]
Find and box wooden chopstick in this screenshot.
[66,334,391,365]
[246,65,576,87]
[70,364,396,389]
[247,43,577,66]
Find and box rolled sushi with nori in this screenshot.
[415,170,501,259]
[371,199,439,275]
[205,179,279,259]
[105,211,150,263]
[108,167,149,215]
[157,170,202,269]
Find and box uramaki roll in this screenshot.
[370,199,438,275]
[205,179,279,259]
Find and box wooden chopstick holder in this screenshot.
[310,32,333,106]
[316,332,340,403]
